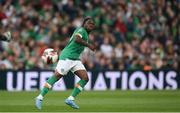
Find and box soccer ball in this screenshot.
[41,48,58,64]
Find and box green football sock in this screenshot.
[40,75,58,97]
[71,79,88,98]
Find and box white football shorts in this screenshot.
[55,59,86,75]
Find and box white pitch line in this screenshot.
[0,111,180,113]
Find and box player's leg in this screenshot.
[35,59,73,110]
[0,31,11,42]
[65,70,88,109]
[37,70,63,99]
[35,70,63,110]
[70,70,89,98]
[65,61,88,109]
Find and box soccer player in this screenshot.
[35,17,96,109]
[0,31,11,42]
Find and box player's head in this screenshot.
[82,17,95,32]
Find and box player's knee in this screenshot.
[55,70,63,79]
[83,76,89,82]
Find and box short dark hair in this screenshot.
[82,17,92,26]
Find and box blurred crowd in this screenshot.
[0,0,179,70]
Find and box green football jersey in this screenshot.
[59,27,89,60]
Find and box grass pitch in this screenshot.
[0,90,180,112]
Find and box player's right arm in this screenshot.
[74,35,96,51]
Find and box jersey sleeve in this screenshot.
[74,28,85,39]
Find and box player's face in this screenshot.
[85,19,95,32]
